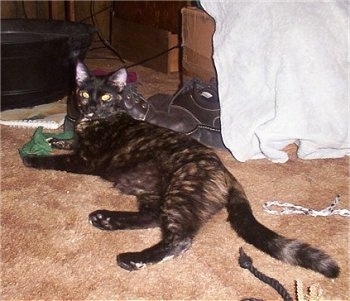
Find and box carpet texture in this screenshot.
[1,61,349,300]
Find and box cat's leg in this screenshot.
[89,193,160,230]
[116,198,200,271]
[89,210,158,230]
[22,154,90,174]
[117,237,192,271]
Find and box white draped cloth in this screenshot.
[201,1,349,162]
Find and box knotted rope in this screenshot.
[238,247,293,301]
[263,195,349,217]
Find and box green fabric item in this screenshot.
[19,127,74,158]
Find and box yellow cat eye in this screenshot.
[79,90,89,99]
[101,94,112,102]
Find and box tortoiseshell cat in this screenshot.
[22,61,339,277]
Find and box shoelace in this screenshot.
[263,195,350,217]
[170,78,198,101]
[185,124,221,135]
[172,78,217,100]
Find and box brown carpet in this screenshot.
[1,59,349,300]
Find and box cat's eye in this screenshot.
[79,90,89,99]
[101,94,112,102]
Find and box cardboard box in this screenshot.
[111,17,180,74]
[181,7,216,80]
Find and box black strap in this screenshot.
[238,248,293,301]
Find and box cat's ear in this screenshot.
[108,68,127,92]
[76,61,90,87]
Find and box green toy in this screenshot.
[19,126,74,158]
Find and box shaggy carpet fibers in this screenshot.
[1,58,349,300]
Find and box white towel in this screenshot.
[201,1,349,162]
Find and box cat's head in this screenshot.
[74,61,128,120]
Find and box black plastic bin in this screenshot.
[1,19,95,111]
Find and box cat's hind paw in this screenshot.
[117,252,147,271]
[116,239,192,271]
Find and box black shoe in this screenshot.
[145,78,226,149]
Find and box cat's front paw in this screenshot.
[22,155,37,167]
[48,138,74,150]
[89,210,123,230]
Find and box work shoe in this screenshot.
[144,78,226,149]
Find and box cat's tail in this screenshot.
[226,187,340,278]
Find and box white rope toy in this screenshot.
[263,195,350,217]
[0,119,64,129]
